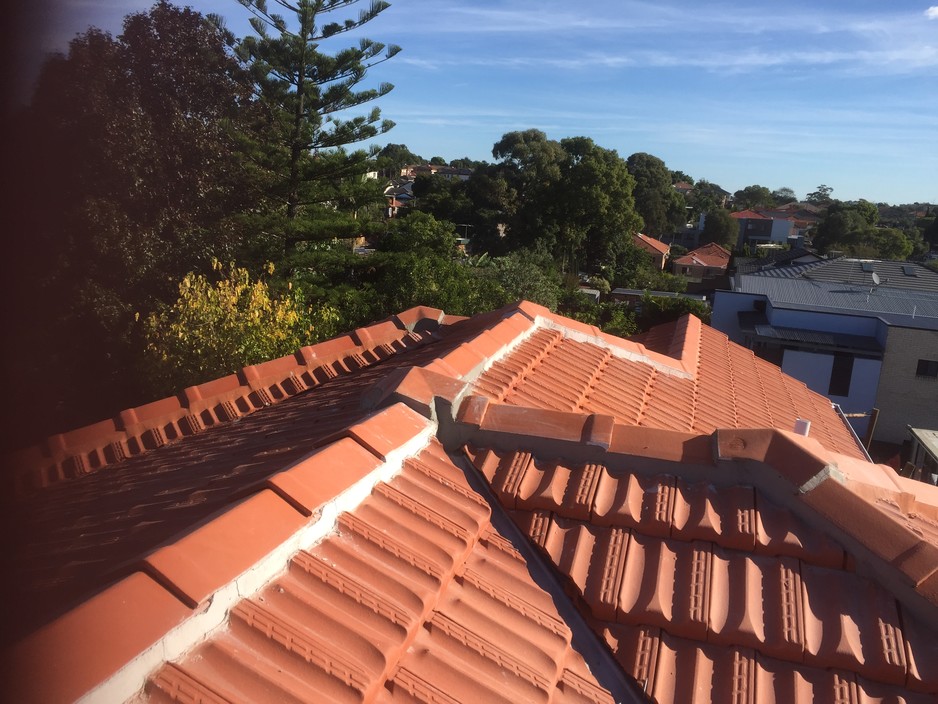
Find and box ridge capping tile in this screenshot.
[394,305,445,333]
[715,428,835,487]
[142,489,308,608]
[7,572,191,704]
[800,480,938,602]
[346,402,433,460]
[609,425,713,465]
[361,365,467,418]
[266,437,384,516]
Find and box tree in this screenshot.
[141,261,325,396]
[854,199,879,226]
[489,247,563,310]
[701,208,738,249]
[627,152,686,236]
[670,170,695,185]
[235,0,400,245]
[4,1,261,442]
[554,137,641,272]
[377,211,457,256]
[486,130,641,272]
[771,187,798,205]
[687,179,728,222]
[376,143,422,176]
[733,184,774,211]
[635,294,711,330]
[806,184,834,206]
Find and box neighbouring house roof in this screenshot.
[673,243,732,269]
[632,233,670,257]
[734,258,938,328]
[5,301,937,704]
[730,210,769,220]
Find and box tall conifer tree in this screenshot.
[235,0,400,247]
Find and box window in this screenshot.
[916,359,938,378]
[828,353,854,397]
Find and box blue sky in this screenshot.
[22,1,938,204]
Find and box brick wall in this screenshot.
[874,326,938,444]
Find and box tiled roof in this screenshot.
[731,210,768,220]
[469,315,862,458]
[6,301,936,704]
[673,243,731,268]
[632,233,670,256]
[464,438,938,701]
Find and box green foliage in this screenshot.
[814,203,914,259]
[411,174,474,224]
[733,185,774,211]
[701,208,738,250]
[611,240,686,292]
[377,143,423,175]
[377,211,457,256]
[670,170,694,185]
[141,262,324,396]
[771,187,797,205]
[634,294,711,330]
[687,180,729,222]
[484,131,641,272]
[235,0,399,242]
[489,248,563,309]
[806,184,834,206]
[5,1,262,441]
[627,152,686,236]
[557,293,638,339]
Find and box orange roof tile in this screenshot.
[633,232,671,256]
[672,242,732,268]
[5,301,936,704]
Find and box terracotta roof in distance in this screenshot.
[673,242,732,268]
[632,232,670,256]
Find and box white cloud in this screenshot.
[926,7,938,20]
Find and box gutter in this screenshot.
[833,402,874,462]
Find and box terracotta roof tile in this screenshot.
[8,300,936,703]
[472,317,864,458]
[462,435,938,700]
[132,440,620,704]
[633,232,671,256]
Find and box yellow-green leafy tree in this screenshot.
[142,261,338,396]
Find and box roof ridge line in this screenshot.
[14,405,436,704]
[7,307,448,496]
[716,427,938,629]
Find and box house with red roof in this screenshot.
[632,233,670,270]
[4,301,938,703]
[671,242,732,279]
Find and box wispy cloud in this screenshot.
[927,7,938,20]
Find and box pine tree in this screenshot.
[235,0,400,248]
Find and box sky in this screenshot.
[12,0,938,205]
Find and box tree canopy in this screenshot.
[701,208,738,249]
[627,152,686,236]
[235,0,400,246]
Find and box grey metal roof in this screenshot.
[746,257,938,292]
[735,275,938,330]
[801,259,938,292]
